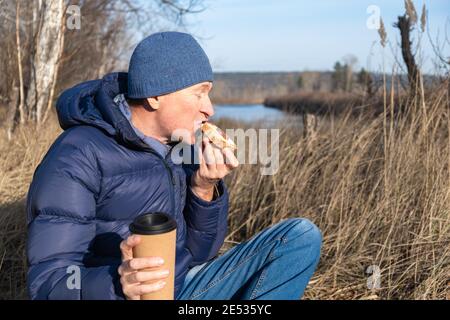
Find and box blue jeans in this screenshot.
[176,218,322,300]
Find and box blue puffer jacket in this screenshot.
[26,72,229,300]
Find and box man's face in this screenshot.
[155,81,214,144]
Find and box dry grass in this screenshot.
[0,88,449,299]
[223,87,450,300]
[0,117,62,299]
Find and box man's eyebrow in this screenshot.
[196,83,212,91]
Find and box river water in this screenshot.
[210,104,301,128]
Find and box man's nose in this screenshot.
[201,95,214,118]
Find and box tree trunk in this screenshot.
[345,65,353,92]
[15,0,26,124]
[303,113,319,154]
[6,84,20,141]
[396,15,420,96]
[26,0,65,124]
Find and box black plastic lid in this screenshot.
[129,212,177,235]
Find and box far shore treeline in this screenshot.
[211,71,438,117]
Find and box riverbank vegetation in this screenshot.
[1,81,449,299]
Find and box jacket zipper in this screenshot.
[164,149,177,218]
[146,149,176,216]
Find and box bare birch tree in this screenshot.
[0,0,205,137]
[26,0,65,124]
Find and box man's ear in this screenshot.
[146,97,160,110]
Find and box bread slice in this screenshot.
[201,122,237,150]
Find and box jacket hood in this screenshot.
[56,72,150,152]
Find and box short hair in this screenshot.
[126,97,147,107]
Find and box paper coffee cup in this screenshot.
[129,212,177,300]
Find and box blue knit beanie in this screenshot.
[127,32,213,98]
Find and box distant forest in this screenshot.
[210,71,436,105]
[210,72,332,104]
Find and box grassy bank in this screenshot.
[0,87,449,299]
[263,91,407,117]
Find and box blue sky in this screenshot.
[182,0,450,73]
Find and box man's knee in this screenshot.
[281,218,322,252]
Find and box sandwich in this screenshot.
[201,122,237,151]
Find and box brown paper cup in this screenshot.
[129,212,177,300]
